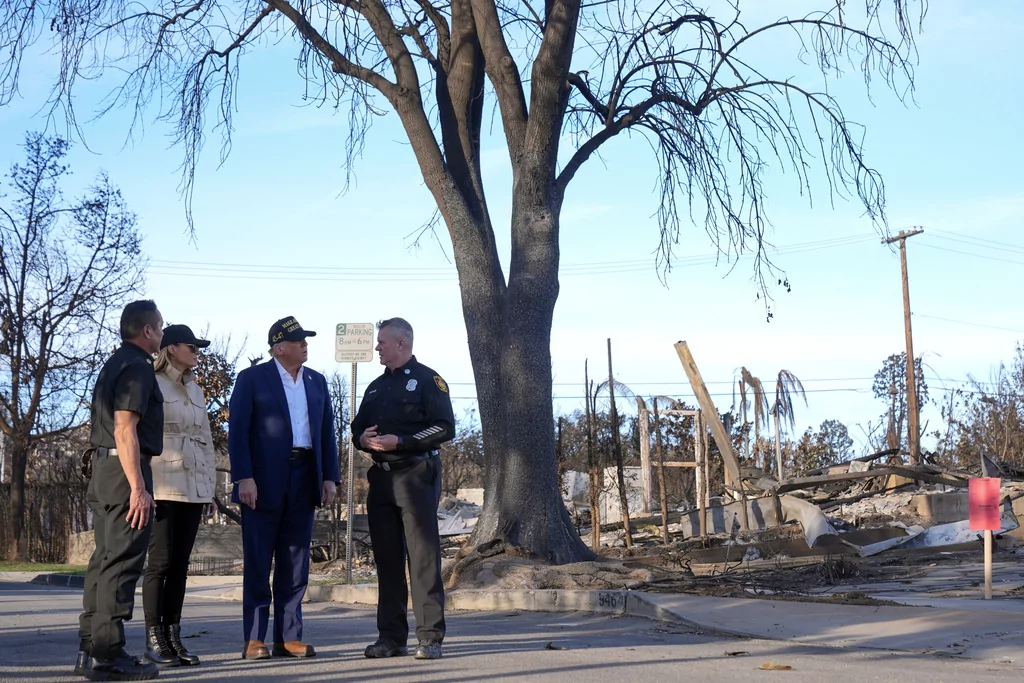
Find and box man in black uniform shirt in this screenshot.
[76,300,165,681]
[351,318,454,661]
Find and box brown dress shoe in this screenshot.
[242,640,272,660]
[273,641,316,658]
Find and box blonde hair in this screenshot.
[153,347,172,373]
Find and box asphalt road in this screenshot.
[0,582,1020,682]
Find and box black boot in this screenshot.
[144,625,179,666]
[85,649,158,681]
[166,624,200,666]
[73,648,91,676]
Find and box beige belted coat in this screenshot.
[152,364,216,503]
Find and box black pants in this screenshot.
[79,454,153,660]
[367,455,445,645]
[142,501,204,628]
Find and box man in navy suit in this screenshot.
[228,316,340,661]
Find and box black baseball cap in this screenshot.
[268,316,317,346]
[160,324,211,350]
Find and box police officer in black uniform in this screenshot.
[352,318,454,661]
[76,300,166,681]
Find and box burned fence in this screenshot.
[0,480,90,563]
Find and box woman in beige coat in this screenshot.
[142,324,215,668]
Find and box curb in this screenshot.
[210,583,715,634]
[29,573,85,588]
[278,584,730,636]
[446,589,728,636]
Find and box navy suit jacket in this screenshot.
[228,360,340,511]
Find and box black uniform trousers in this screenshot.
[367,454,445,645]
[142,501,205,628]
[79,453,154,660]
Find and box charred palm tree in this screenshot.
[735,368,769,473]
[771,370,807,480]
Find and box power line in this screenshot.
[446,376,878,386]
[444,382,993,402]
[148,233,877,282]
[443,374,986,388]
[916,242,1024,267]
[914,313,1024,335]
[929,228,1024,255]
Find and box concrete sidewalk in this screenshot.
[207,576,1024,661]
[9,571,1024,662]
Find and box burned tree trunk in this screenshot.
[462,207,592,564]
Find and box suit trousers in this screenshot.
[240,458,316,644]
[367,455,445,645]
[79,453,154,660]
[142,501,204,627]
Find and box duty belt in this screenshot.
[373,450,439,472]
[95,447,154,458]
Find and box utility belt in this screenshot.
[95,447,155,458]
[372,450,439,472]
[80,446,153,479]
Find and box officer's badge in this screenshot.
[406,379,418,391]
[434,376,448,393]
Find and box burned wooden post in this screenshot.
[674,341,749,531]
[653,398,670,544]
[637,399,653,515]
[696,410,707,538]
[607,339,633,548]
[584,362,600,551]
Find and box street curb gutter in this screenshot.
[28,573,85,588]
[266,584,745,638]
[446,589,725,636]
[21,576,752,641]
[212,584,713,632]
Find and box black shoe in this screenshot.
[74,649,91,676]
[165,624,200,666]
[415,640,443,660]
[363,639,409,658]
[84,650,159,681]
[143,625,178,666]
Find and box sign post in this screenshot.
[335,323,375,584]
[969,477,1001,600]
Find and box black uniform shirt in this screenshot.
[89,342,165,456]
[351,356,455,462]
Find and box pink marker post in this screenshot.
[969,477,1001,600]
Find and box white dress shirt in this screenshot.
[275,359,313,448]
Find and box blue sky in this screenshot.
[1,0,1021,453]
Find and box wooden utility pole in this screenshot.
[607,339,632,547]
[653,398,670,544]
[883,228,924,465]
[584,362,601,551]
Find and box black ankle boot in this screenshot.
[73,648,91,676]
[144,625,179,666]
[166,623,200,666]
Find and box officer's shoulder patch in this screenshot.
[433,375,448,393]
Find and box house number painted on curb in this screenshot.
[598,592,625,608]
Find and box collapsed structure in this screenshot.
[559,342,1024,571]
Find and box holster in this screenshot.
[81,447,96,480]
